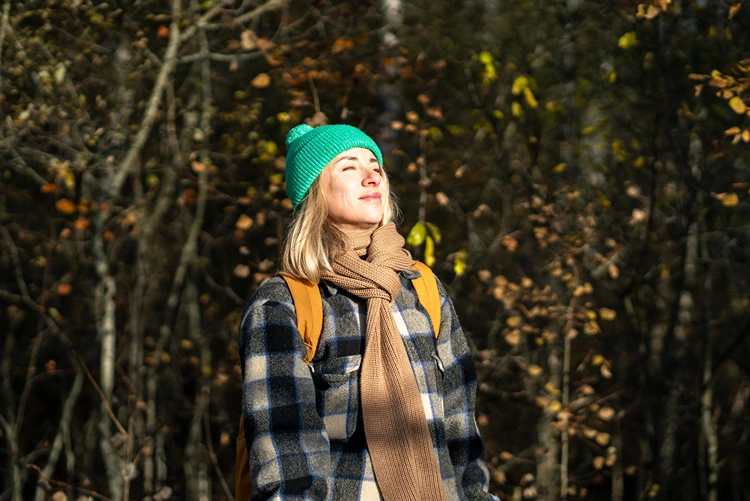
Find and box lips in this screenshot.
[360,192,382,201]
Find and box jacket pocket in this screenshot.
[312,354,362,441]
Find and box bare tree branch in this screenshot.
[26,463,112,501]
[178,50,264,64]
[33,370,84,501]
[110,0,183,197]
[0,413,22,501]
[74,352,128,438]
[0,224,30,298]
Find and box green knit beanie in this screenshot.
[284,124,384,209]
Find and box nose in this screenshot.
[362,168,382,186]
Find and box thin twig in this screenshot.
[308,73,321,113]
[26,464,112,501]
[178,50,264,64]
[0,224,30,299]
[202,0,288,31]
[73,352,129,437]
[33,370,84,501]
[204,412,236,501]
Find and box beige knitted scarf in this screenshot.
[320,222,447,501]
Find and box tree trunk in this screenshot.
[700,221,718,501]
[537,344,562,501]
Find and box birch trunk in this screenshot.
[537,344,562,501]
[700,222,718,501]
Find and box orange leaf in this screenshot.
[55,199,76,215]
[157,25,170,38]
[725,126,741,135]
[332,38,354,54]
[729,3,741,19]
[40,183,57,194]
[58,283,72,296]
[74,218,90,231]
[104,230,114,241]
[45,360,57,371]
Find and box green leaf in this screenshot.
[407,222,427,247]
[425,236,435,267]
[426,222,442,244]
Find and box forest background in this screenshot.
[1,0,749,500]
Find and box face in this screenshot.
[320,147,387,232]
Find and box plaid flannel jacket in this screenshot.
[239,268,498,501]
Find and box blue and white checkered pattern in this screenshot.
[239,269,498,501]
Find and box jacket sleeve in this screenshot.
[238,280,331,500]
[434,280,499,501]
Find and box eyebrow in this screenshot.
[335,156,379,163]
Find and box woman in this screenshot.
[239,123,497,500]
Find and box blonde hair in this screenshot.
[280,168,399,284]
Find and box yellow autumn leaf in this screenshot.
[523,87,539,109]
[511,76,529,95]
[600,308,617,321]
[584,321,601,335]
[729,96,747,114]
[593,456,605,470]
[553,162,567,173]
[236,214,254,230]
[506,316,522,328]
[582,426,598,439]
[598,407,616,421]
[633,156,645,168]
[636,3,661,19]
[582,125,597,135]
[504,329,521,346]
[592,354,605,366]
[511,102,523,117]
[548,400,562,412]
[544,382,561,396]
[608,264,620,279]
[528,364,543,377]
[251,73,271,88]
[454,252,467,276]
[618,32,638,50]
[595,432,611,446]
[720,192,739,207]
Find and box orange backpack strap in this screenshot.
[235,419,252,500]
[281,274,323,364]
[411,261,441,338]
